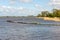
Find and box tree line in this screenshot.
[37,9,60,17]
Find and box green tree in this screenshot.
[37,9,60,17]
[37,14,41,17]
[41,11,49,17]
[53,9,60,17]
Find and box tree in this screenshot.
[37,9,60,17]
[37,14,41,17]
[41,11,49,17]
[53,9,60,17]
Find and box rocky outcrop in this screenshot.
[7,20,14,23]
[6,20,40,24]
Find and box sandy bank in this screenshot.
[37,17,60,22]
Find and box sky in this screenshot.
[0,0,60,16]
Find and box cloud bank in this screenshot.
[0,5,38,16]
[0,0,53,16]
[20,0,33,3]
[49,0,60,9]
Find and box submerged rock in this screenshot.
[17,22,28,24]
[0,39,1,40]
[6,20,40,24]
[17,22,40,24]
[6,20,14,23]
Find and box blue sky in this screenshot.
[0,0,60,16]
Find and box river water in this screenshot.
[0,17,60,40]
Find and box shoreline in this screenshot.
[37,17,60,22]
[0,16,60,22]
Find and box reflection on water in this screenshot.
[0,17,60,40]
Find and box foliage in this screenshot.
[37,9,60,17]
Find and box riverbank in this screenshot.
[37,17,60,22]
[0,16,60,22]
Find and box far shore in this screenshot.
[37,17,60,22]
[0,16,60,22]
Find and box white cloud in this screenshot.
[0,5,37,16]
[49,0,60,5]
[35,4,48,11]
[19,0,33,3]
[9,0,33,5]
[49,0,60,9]
[9,0,16,5]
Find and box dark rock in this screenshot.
[5,38,10,40]
[6,20,40,25]
[7,20,14,23]
[17,22,28,24]
[0,39,2,40]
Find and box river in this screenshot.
[0,17,60,40]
